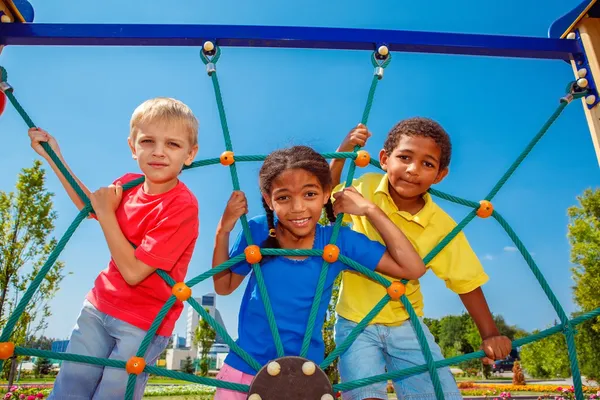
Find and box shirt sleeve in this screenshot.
[337,227,386,272]
[134,201,199,272]
[228,216,269,276]
[428,231,489,294]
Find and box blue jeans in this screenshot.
[335,316,461,400]
[48,299,169,400]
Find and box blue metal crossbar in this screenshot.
[0,23,582,60]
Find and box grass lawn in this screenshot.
[147,377,194,385]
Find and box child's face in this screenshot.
[263,168,330,240]
[128,121,198,192]
[379,135,448,200]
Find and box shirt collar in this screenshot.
[374,173,436,227]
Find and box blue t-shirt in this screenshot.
[224,215,387,375]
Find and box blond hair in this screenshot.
[130,97,199,146]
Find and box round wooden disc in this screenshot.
[248,356,334,400]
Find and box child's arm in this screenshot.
[28,128,92,211]
[333,187,425,280]
[90,182,155,285]
[460,288,512,362]
[212,191,248,295]
[330,124,372,187]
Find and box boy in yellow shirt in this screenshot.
[330,118,511,400]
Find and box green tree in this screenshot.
[568,188,600,331]
[323,275,341,384]
[319,209,348,385]
[24,335,56,351]
[34,357,52,377]
[194,310,216,376]
[423,318,441,343]
[438,314,472,358]
[0,161,66,384]
[567,188,600,380]
[520,327,570,379]
[181,356,195,374]
[574,317,600,381]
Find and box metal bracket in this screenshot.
[573,29,599,109]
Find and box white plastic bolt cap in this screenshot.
[586,95,596,105]
[567,32,577,39]
[578,77,589,88]
[302,361,316,376]
[267,361,281,376]
[378,45,389,56]
[203,41,215,52]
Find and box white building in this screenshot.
[185,293,228,349]
[165,293,231,372]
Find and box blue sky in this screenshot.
[0,0,598,342]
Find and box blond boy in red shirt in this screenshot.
[28,97,200,400]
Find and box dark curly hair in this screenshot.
[259,145,336,253]
[383,117,452,170]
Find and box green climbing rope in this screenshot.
[299,51,392,360]
[0,48,597,400]
[199,48,286,361]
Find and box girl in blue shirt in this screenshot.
[211,145,425,400]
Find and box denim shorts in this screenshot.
[48,299,169,400]
[335,316,462,400]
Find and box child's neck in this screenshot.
[276,225,316,260]
[143,178,179,195]
[389,188,426,216]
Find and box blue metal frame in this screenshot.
[0,23,583,60]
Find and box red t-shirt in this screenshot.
[86,173,199,337]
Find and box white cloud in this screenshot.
[482,254,495,261]
[503,246,518,252]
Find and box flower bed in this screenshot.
[1,383,217,398]
[0,385,51,399]
[458,383,600,399]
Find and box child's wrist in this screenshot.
[216,226,232,236]
[363,202,379,218]
[481,328,501,340]
[337,142,353,152]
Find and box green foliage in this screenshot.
[520,326,571,379]
[181,356,195,374]
[568,188,600,331]
[320,209,347,384]
[423,313,524,377]
[567,188,600,380]
[573,316,600,382]
[33,357,52,377]
[323,275,341,384]
[24,335,56,351]
[194,309,216,376]
[0,161,66,380]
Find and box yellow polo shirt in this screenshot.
[333,172,488,325]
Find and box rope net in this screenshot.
[0,46,598,400]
